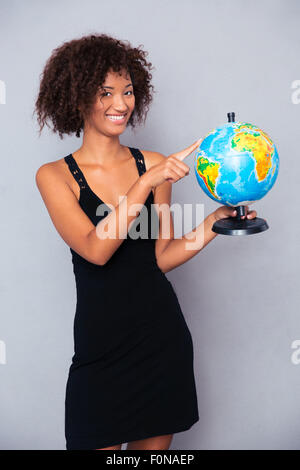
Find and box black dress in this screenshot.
[63,147,199,450]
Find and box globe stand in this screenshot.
[210,112,269,235]
[211,205,269,236]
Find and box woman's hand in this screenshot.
[213,205,257,221]
[143,138,203,189]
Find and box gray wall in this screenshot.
[0,0,299,450]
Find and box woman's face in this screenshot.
[85,68,135,136]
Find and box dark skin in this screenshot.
[95,434,173,451]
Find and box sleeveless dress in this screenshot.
[64,147,199,450]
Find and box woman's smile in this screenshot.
[106,113,127,124]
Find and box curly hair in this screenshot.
[33,33,155,139]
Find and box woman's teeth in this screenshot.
[106,115,126,121]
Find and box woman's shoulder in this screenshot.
[35,156,72,192]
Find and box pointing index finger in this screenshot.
[171,138,203,161]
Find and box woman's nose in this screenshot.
[113,95,128,111]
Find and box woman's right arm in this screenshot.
[35,163,152,265]
[36,140,201,266]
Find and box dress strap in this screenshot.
[128,147,147,177]
[64,148,147,187]
[64,154,88,190]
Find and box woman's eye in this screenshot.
[103,91,133,97]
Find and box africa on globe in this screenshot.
[194,112,279,235]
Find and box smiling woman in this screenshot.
[96,74,135,127]
[34,32,200,451]
[33,33,154,139]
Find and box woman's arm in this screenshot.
[155,205,257,274]
[155,212,217,274]
[147,152,218,273]
[86,176,153,265]
[36,162,152,266]
[147,152,217,273]
[147,153,256,274]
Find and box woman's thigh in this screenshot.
[126,434,173,450]
[95,444,122,450]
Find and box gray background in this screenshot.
[0,0,299,450]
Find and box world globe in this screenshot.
[194,113,279,235]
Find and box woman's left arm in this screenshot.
[152,153,219,274]
[156,205,257,273]
[156,211,218,274]
[147,151,257,274]
[152,158,220,273]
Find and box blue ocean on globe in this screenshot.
[194,122,279,207]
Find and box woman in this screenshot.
[34,33,256,450]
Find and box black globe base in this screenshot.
[212,216,268,235]
[211,205,269,236]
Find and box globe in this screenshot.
[194,113,279,235]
